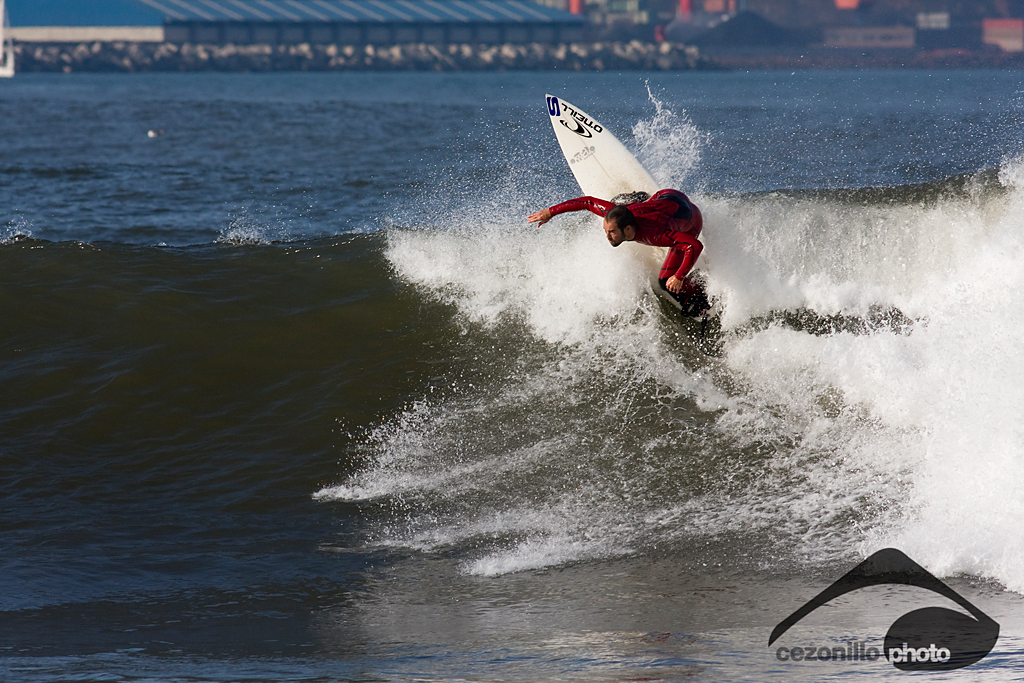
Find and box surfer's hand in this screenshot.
[666,276,685,294]
[527,208,552,226]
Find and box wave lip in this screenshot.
[1,220,33,244]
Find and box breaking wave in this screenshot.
[317,104,1024,592]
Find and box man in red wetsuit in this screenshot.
[527,189,708,314]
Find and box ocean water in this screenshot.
[3,69,1024,681]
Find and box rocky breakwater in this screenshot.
[15,40,711,72]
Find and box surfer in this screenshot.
[527,189,709,315]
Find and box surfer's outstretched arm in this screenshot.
[528,196,615,227]
[550,196,615,218]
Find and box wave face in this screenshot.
[318,76,1024,591]
[5,71,1024,653]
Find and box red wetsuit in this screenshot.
[547,189,704,283]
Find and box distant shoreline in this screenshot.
[9,41,1024,72]
[708,48,1024,70]
[11,41,712,73]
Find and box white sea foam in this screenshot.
[863,155,1024,591]
[217,206,294,245]
[1,219,33,244]
[319,108,1024,590]
[633,83,705,190]
[386,216,651,344]
[710,156,1024,589]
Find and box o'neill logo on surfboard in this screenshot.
[547,96,603,139]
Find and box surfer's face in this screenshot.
[603,218,634,247]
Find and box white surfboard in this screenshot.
[545,94,657,200]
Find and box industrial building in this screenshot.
[9,0,586,45]
[155,0,585,45]
[6,0,1023,52]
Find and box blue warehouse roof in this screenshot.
[8,0,584,26]
[133,0,584,23]
[9,0,163,26]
